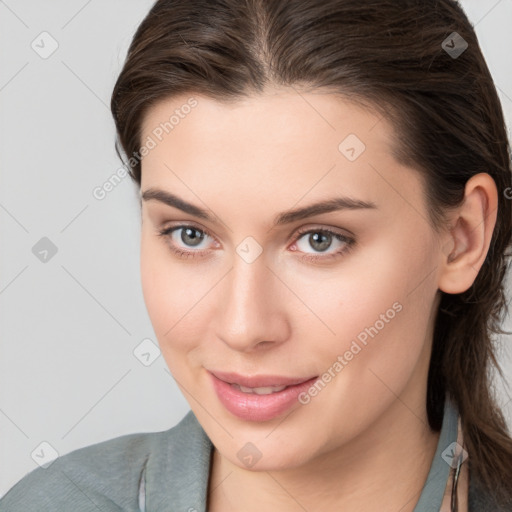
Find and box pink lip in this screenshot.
[208,370,319,422]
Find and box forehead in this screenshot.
[140,87,394,155]
[139,88,426,224]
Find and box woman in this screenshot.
[2,0,511,510]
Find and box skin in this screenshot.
[138,87,497,511]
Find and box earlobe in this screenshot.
[438,173,498,294]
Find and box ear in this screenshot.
[438,173,498,294]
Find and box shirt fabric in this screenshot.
[0,396,509,511]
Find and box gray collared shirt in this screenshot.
[0,397,506,511]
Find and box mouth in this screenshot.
[208,369,319,422]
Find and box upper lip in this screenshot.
[209,370,317,388]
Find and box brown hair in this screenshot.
[111,0,512,505]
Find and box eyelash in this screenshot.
[156,224,355,263]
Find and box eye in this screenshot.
[157,223,355,263]
[157,224,216,259]
[291,226,355,263]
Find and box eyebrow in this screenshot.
[141,188,377,226]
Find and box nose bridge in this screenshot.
[216,248,285,351]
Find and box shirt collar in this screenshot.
[413,395,460,511]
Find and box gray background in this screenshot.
[1,0,511,497]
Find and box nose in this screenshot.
[214,251,290,352]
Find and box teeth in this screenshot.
[231,383,288,395]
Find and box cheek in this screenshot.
[140,234,171,332]
[140,234,186,343]
[299,224,439,379]
[286,231,439,438]
[297,231,433,340]
[140,232,217,361]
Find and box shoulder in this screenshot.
[0,411,200,512]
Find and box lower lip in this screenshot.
[209,372,319,422]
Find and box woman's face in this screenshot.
[139,88,445,470]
